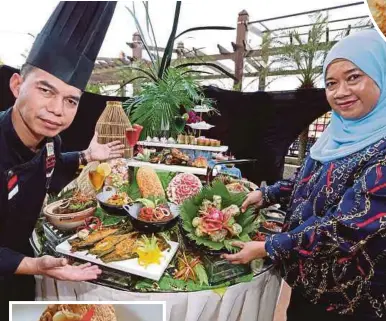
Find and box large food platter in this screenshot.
[56,236,179,281]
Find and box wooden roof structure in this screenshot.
[88,2,372,86]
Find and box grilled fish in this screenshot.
[69,228,118,252]
[101,234,139,263]
[90,232,138,257]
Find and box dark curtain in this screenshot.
[0,65,330,184]
[203,86,331,184]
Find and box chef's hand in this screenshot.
[16,256,102,281]
[241,190,264,213]
[83,131,125,162]
[222,241,267,264]
[37,256,102,281]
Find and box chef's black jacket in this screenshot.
[0,108,80,311]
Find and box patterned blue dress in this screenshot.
[262,137,386,319]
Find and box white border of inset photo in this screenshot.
[364,0,386,42]
[9,301,166,321]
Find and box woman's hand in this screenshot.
[222,241,267,264]
[241,190,264,212]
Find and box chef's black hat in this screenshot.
[26,1,116,91]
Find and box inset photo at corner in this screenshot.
[366,0,386,38]
[10,302,165,321]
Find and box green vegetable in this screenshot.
[192,217,201,228]
[209,229,227,242]
[227,217,235,227]
[231,223,242,236]
[136,198,156,208]
[195,227,204,237]
[193,263,209,286]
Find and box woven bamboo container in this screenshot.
[95,101,132,158]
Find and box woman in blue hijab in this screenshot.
[224,29,386,321]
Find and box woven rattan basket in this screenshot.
[95,101,132,158]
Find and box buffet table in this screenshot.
[35,266,281,321]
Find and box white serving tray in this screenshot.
[137,141,228,152]
[187,122,214,130]
[56,235,179,281]
[126,160,208,175]
[193,105,213,113]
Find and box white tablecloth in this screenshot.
[35,267,281,321]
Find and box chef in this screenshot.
[0,1,122,312]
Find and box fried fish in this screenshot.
[69,228,118,252]
[101,234,140,263]
[89,232,138,257]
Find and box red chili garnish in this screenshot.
[76,217,102,232]
[80,307,95,321]
[87,217,102,230]
[253,232,266,241]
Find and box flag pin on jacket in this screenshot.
[7,173,18,200]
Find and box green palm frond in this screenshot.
[278,12,335,88]
[176,62,237,81]
[175,26,235,39]
[158,1,181,79]
[142,2,160,64]
[128,68,213,138]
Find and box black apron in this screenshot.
[0,110,57,315]
[0,140,55,311]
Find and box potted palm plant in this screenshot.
[123,2,237,139]
[278,13,335,163]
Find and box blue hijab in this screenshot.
[310,29,386,163]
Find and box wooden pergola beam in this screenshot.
[89,66,323,85]
[197,66,323,80]
[192,48,234,74]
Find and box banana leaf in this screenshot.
[134,271,253,292]
[180,181,259,252]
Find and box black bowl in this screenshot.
[96,186,128,216]
[123,202,180,233]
